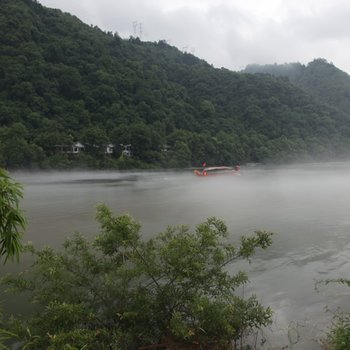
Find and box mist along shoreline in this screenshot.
[5,162,350,349]
[8,157,350,171]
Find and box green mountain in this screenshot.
[244,59,350,116]
[1,0,350,169]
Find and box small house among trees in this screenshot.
[105,144,114,154]
[54,142,85,154]
[71,142,85,154]
[120,144,132,157]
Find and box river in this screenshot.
[6,162,350,349]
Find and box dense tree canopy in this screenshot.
[1,0,350,169]
[244,59,350,120]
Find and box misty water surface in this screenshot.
[7,162,350,349]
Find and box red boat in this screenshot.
[194,165,240,177]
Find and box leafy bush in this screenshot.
[2,205,273,349]
[0,168,26,262]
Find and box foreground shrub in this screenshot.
[2,205,274,349]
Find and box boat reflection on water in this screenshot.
[193,165,240,177]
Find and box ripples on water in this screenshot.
[8,163,350,349]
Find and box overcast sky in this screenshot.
[38,0,350,74]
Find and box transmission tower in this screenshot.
[132,21,138,36]
[138,22,143,39]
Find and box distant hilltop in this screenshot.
[243,58,350,115]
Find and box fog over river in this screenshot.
[7,162,350,349]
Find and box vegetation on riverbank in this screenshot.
[0,169,26,262]
[1,204,274,349]
[3,0,350,345]
[3,0,350,169]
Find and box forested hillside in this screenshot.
[244,59,350,117]
[1,0,350,169]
